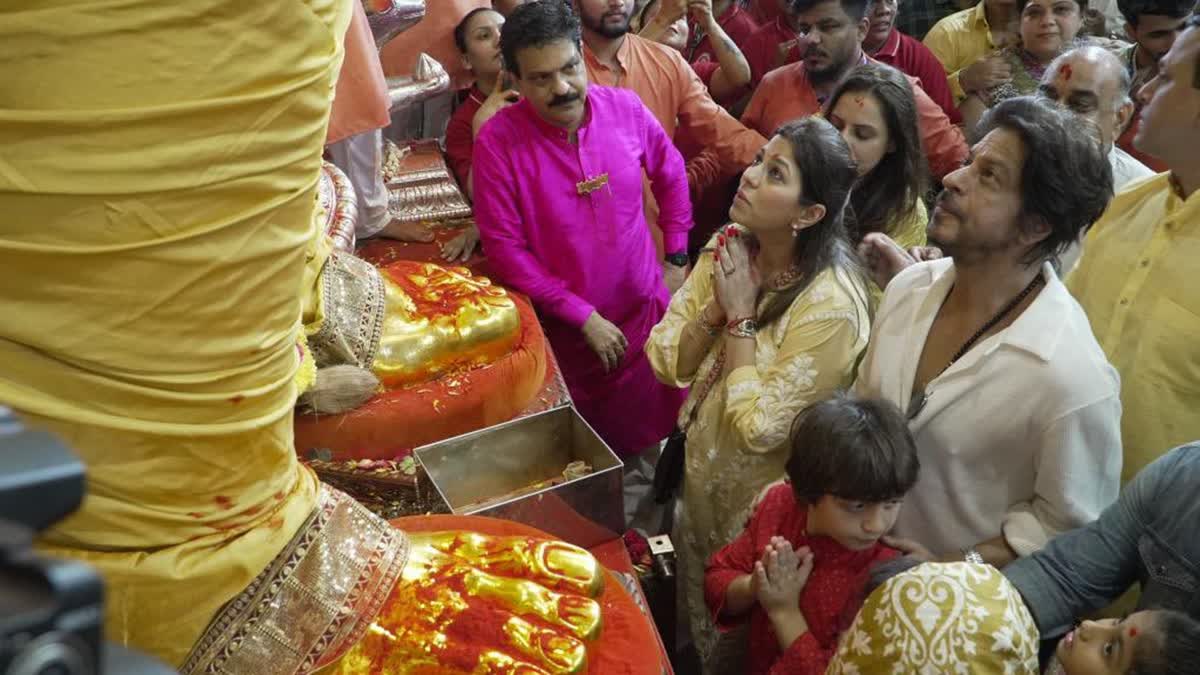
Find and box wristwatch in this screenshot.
[664,252,689,267]
[962,548,985,565]
[726,317,757,339]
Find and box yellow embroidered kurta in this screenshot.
[0,0,351,666]
[1067,173,1200,484]
[645,232,871,663]
[923,1,998,102]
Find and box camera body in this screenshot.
[0,409,175,675]
[0,545,104,675]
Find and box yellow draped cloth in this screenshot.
[0,0,351,666]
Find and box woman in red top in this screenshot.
[705,393,921,675]
[444,7,514,261]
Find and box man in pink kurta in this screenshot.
[472,2,689,461]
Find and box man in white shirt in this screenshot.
[856,96,1123,569]
[1037,45,1154,191]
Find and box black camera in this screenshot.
[0,408,176,675]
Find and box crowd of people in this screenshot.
[442,0,1200,672]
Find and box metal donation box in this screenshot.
[416,405,624,549]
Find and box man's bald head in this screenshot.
[1038,46,1134,150]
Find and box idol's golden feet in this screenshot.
[408,532,605,596]
[329,532,605,675]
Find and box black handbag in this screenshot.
[652,427,687,504]
[651,347,726,504]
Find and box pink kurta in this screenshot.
[473,86,691,456]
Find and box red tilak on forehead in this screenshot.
[1059,63,1073,80]
[1128,627,1139,637]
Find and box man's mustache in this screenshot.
[550,92,581,107]
[934,193,963,219]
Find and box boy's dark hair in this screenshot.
[500,0,582,78]
[1117,0,1192,27]
[973,96,1113,266]
[789,0,871,22]
[454,7,498,54]
[785,393,920,504]
[1132,610,1200,675]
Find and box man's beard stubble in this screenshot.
[581,8,632,38]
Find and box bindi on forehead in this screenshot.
[1128,626,1139,637]
[1059,63,1073,80]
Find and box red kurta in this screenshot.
[740,17,801,88]
[444,86,485,188]
[871,27,961,124]
[705,485,899,675]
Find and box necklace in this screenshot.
[906,273,1045,420]
[766,265,802,290]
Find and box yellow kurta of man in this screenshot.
[1067,173,1200,483]
[0,0,350,666]
[923,1,999,102]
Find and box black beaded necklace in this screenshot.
[906,273,1045,420]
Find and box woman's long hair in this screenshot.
[824,64,929,243]
[757,116,864,328]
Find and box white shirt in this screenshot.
[1110,144,1154,192]
[855,259,1122,556]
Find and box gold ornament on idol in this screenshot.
[372,262,521,387]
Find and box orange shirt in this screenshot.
[742,58,968,180]
[327,1,391,145]
[584,34,766,194]
[380,0,488,88]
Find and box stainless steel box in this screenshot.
[415,405,625,549]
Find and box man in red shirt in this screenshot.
[863,0,961,121]
[740,0,968,180]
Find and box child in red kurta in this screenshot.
[704,394,921,675]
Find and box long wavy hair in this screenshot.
[824,64,929,243]
[757,116,866,328]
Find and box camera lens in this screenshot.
[6,633,91,675]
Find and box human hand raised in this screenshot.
[857,232,920,290]
[472,73,521,138]
[960,52,1012,94]
[687,0,714,23]
[752,537,813,614]
[711,226,760,319]
[775,37,803,69]
[582,311,627,374]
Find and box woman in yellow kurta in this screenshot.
[646,117,871,669]
[823,63,931,305]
